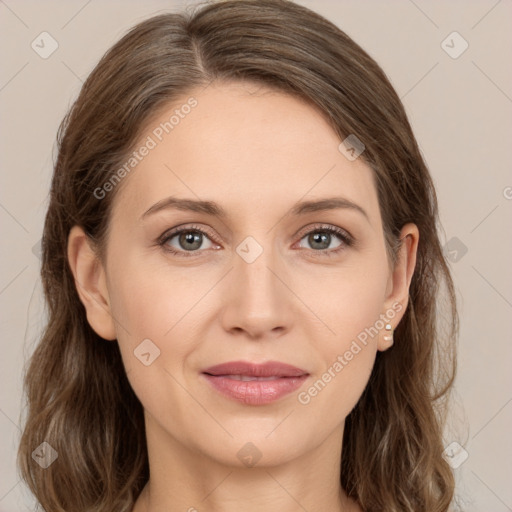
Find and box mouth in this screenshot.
[201,360,309,405]
[216,375,286,381]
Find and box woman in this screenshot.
[17,1,458,511]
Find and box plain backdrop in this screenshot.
[1,1,511,511]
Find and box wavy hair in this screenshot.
[17,1,458,510]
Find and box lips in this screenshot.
[203,360,308,378]
[201,360,309,405]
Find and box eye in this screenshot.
[158,223,354,258]
[158,224,219,257]
[295,224,353,256]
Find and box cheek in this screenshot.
[106,272,194,420]
[302,252,389,347]
[106,240,200,338]
[297,297,382,423]
[104,250,197,390]
[296,255,388,410]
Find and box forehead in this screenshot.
[111,81,380,225]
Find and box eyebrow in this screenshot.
[141,196,369,222]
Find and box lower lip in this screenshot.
[202,374,309,405]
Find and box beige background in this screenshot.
[1,1,511,510]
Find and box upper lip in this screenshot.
[202,360,309,378]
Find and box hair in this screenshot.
[17,1,458,511]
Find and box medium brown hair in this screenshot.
[17,1,458,510]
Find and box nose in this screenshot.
[220,236,294,340]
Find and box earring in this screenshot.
[384,323,393,343]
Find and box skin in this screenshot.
[68,80,419,512]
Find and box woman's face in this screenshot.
[73,80,417,469]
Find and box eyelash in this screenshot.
[157,223,354,259]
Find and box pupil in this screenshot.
[181,232,201,251]
[311,232,329,249]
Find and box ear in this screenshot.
[377,222,419,352]
[67,225,117,341]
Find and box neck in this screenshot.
[132,412,361,512]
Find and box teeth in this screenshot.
[225,375,281,381]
